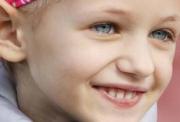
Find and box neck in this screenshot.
[13,62,75,122]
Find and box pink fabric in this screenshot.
[6,0,34,8]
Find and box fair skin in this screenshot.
[0,0,180,122]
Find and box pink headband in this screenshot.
[6,0,34,8]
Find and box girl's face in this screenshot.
[23,0,180,121]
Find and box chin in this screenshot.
[75,108,143,122]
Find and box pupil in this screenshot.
[153,31,167,39]
[96,24,111,33]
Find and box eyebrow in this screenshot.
[105,8,180,20]
[104,8,180,25]
[101,7,134,24]
[103,8,132,17]
[160,15,180,23]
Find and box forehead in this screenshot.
[67,0,180,8]
[61,0,180,18]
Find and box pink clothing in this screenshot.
[6,0,34,8]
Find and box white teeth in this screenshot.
[125,91,134,100]
[116,90,125,99]
[108,89,116,98]
[107,89,136,100]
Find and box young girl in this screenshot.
[0,0,179,122]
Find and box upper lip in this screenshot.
[90,82,148,93]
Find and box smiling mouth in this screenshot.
[92,84,147,109]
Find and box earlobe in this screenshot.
[0,40,26,62]
[0,0,26,62]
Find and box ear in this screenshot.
[0,1,26,62]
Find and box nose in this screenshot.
[116,40,155,79]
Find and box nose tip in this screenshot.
[132,59,155,78]
[115,35,156,79]
[116,56,155,79]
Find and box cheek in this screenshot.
[46,45,112,81]
[26,33,113,86]
[153,53,174,93]
[145,52,174,106]
[25,33,117,111]
[156,64,172,90]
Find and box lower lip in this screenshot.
[94,87,144,109]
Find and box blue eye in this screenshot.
[91,23,116,34]
[150,30,173,41]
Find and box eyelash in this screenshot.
[90,22,175,42]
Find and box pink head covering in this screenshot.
[6,0,34,8]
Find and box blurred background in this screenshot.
[158,41,180,122]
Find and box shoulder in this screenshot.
[141,103,157,122]
[0,62,32,122]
